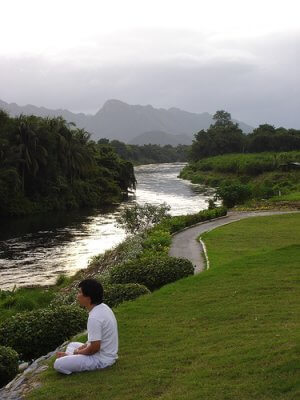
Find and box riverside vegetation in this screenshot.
[0,109,190,217]
[0,205,226,387]
[180,151,300,208]
[0,111,136,216]
[26,212,299,400]
[181,110,300,209]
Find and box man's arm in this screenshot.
[74,341,101,355]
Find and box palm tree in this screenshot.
[15,116,48,191]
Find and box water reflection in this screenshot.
[0,163,214,289]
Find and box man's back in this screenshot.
[88,303,118,364]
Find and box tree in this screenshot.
[215,183,252,208]
[212,110,234,127]
[14,116,48,192]
[116,203,171,234]
[189,110,245,161]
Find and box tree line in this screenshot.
[189,111,300,161]
[98,139,189,164]
[0,111,136,216]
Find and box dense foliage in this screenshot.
[215,183,252,208]
[50,282,150,309]
[0,345,19,387]
[116,203,171,234]
[159,206,227,233]
[181,152,300,207]
[99,139,189,164]
[109,256,194,291]
[0,111,136,216]
[103,283,150,307]
[0,305,87,360]
[87,206,227,276]
[189,111,300,161]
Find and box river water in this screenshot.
[0,163,214,290]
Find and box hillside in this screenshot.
[27,213,300,400]
[0,99,253,143]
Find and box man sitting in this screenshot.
[54,279,118,375]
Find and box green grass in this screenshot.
[27,213,300,400]
[0,287,55,323]
[185,151,300,175]
[270,192,300,202]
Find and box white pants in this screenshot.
[54,342,112,375]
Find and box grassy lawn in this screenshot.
[0,287,55,324]
[27,213,300,400]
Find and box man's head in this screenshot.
[77,279,103,308]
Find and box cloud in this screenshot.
[0,29,299,128]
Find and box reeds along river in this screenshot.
[0,163,214,290]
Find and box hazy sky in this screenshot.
[1,0,300,128]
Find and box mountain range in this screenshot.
[0,99,253,145]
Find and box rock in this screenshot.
[18,362,29,372]
[10,376,27,391]
[23,362,38,375]
[35,365,48,374]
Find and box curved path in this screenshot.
[169,211,299,273]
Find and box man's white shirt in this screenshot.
[87,303,118,364]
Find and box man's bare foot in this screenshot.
[56,352,67,358]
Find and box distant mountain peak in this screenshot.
[0,98,254,143]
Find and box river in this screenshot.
[0,163,214,290]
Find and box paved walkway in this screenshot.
[169,211,298,273]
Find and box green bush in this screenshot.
[142,230,172,251]
[0,345,19,387]
[49,288,78,307]
[109,256,194,291]
[216,183,252,208]
[50,282,150,309]
[104,283,150,307]
[160,207,227,233]
[0,305,87,361]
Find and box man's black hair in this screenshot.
[78,279,103,305]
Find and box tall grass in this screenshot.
[191,151,300,175]
[180,151,300,204]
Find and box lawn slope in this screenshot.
[27,213,300,400]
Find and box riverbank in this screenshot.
[180,152,300,210]
[0,163,212,290]
[0,206,226,391]
[25,212,300,400]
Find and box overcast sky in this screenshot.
[1,0,300,128]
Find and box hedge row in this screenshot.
[0,345,19,387]
[159,206,227,234]
[109,256,194,291]
[0,305,87,361]
[50,282,150,309]
[104,283,151,307]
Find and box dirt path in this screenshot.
[169,210,299,273]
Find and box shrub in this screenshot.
[50,282,150,309]
[109,256,194,291]
[49,287,78,307]
[160,207,227,234]
[215,183,252,208]
[142,230,172,251]
[104,283,150,307]
[0,345,19,387]
[0,305,87,361]
[116,203,171,234]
